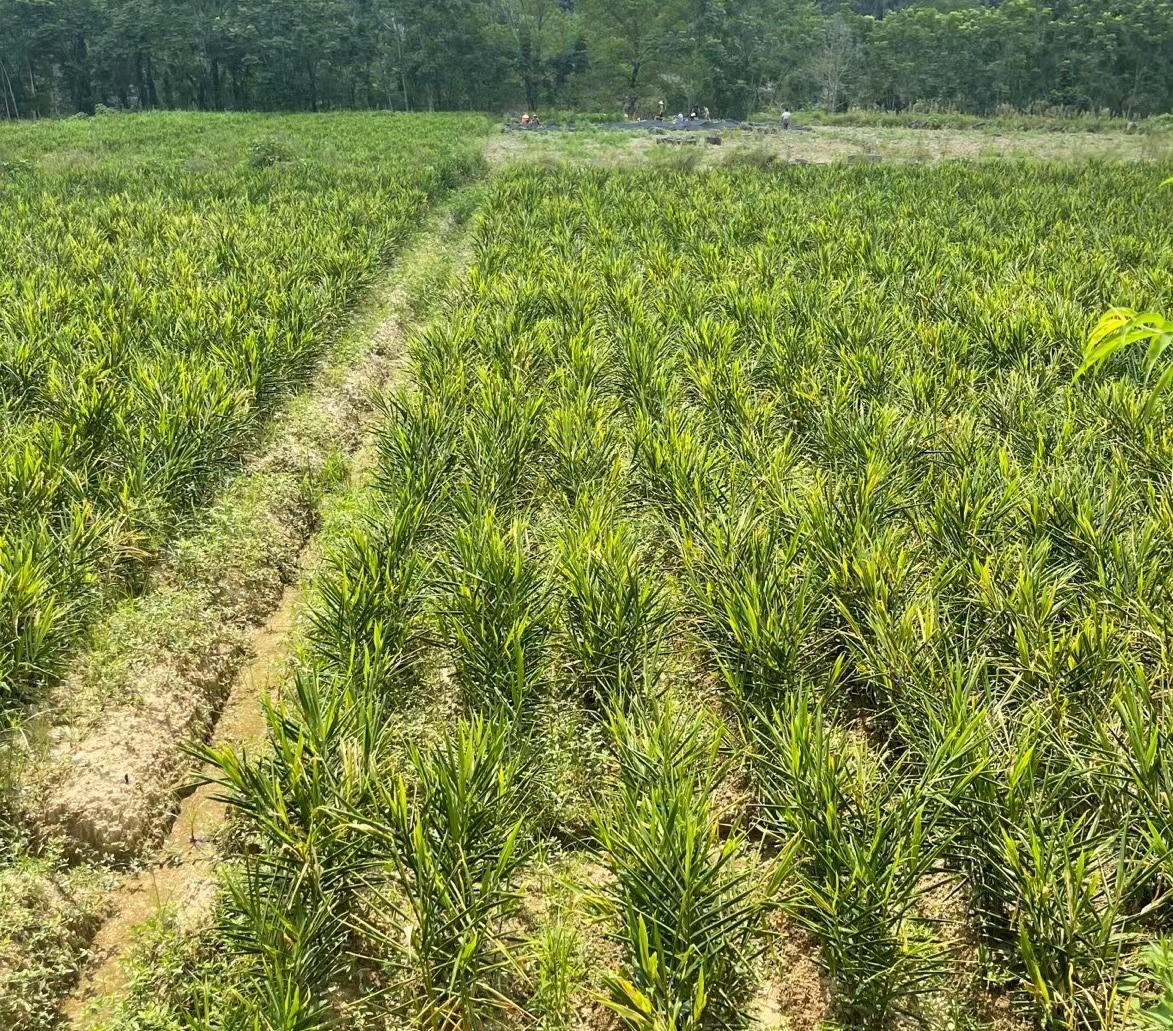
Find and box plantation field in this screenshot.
[2,114,1173,1031]
[136,159,1173,1031]
[0,111,487,706]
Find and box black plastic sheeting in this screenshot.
[502,119,813,133]
[601,118,744,130]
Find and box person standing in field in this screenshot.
[656,98,665,120]
[781,109,792,130]
[702,105,710,121]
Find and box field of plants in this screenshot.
[0,111,486,708]
[2,112,1173,1031]
[113,158,1169,1031]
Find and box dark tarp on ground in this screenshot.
[501,119,813,133]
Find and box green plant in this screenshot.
[349,714,537,1030]
[679,505,823,708]
[558,504,672,707]
[459,368,547,514]
[1080,308,1173,417]
[247,135,293,168]
[1076,178,1172,417]
[750,689,984,1027]
[307,509,433,698]
[442,513,551,713]
[200,671,393,1030]
[932,704,1155,1028]
[1133,940,1173,1028]
[1000,811,1141,1028]
[528,912,589,1029]
[1109,667,1173,888]
[593,697,779,1029]
[546,389,625,506]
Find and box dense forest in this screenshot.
[0,0,1170,121]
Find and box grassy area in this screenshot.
[767,109,1173,134]
[486,105,1173,173]
[0,849,113,1031]
[487,120,1173,169]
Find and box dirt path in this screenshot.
[61,585,300,1028]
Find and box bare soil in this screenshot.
[60,585,300,1028]
[486,123,1170,168]
[751,912,834,1031]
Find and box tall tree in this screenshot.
[0,0,1169,118]
[578,0,671,95]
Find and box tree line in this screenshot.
[0,0,1170,122]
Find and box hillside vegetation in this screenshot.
[1,0,1171,120]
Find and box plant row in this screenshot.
[205,159,1173,1030]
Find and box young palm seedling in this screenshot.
[441,512,551,714]
[307,503,434,700]
[593,696,780,1029]
[750,687,984,1028]
[929,696,1158,1028]
[557,504,672,709]
[347,714,537,1030]
[545,388,627,508]
[201,671,393,1030]
[679,503,824,709]
[373,388,460,531]
[458,366,546,515]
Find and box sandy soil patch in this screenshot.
[60,585,300,1028]
[486,123,1169,168]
